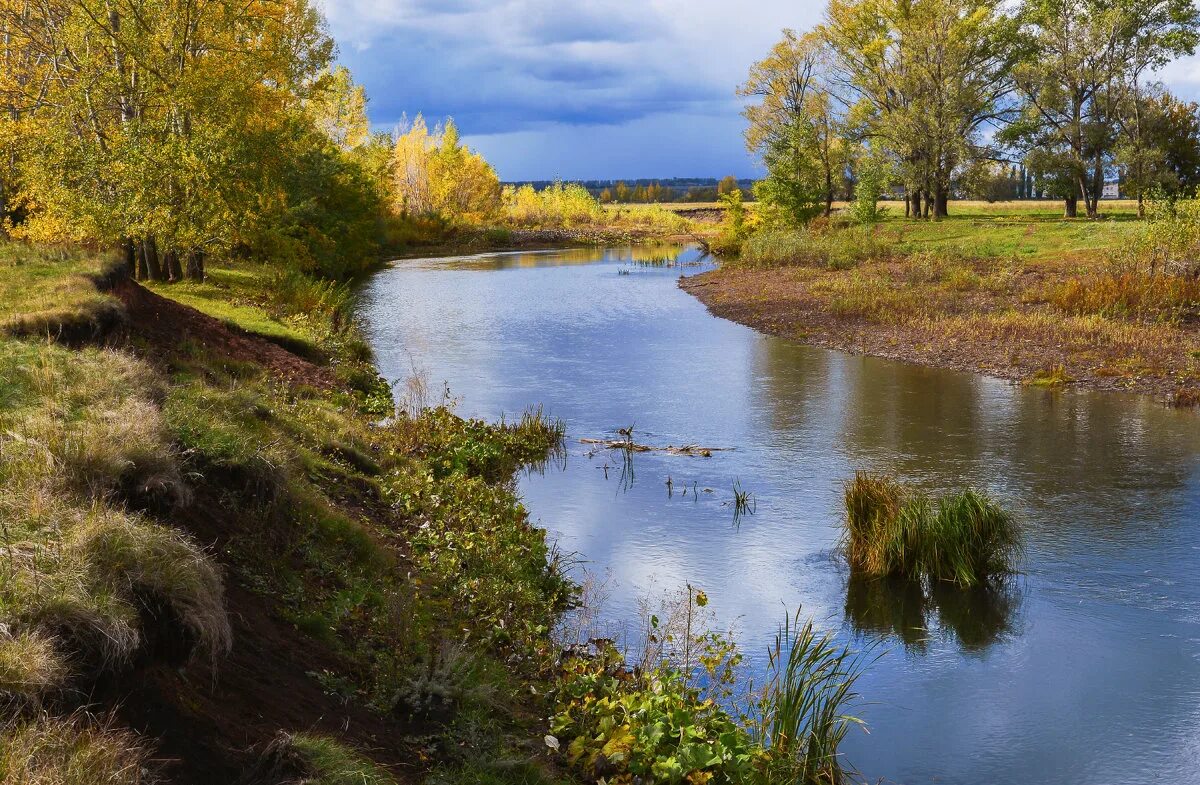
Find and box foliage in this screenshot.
[392,116,501,223]
[503,182,605,229]
[551,642,759,785]
[711,190,754,257]
[843,473,1021,587]
[849,146,888,224]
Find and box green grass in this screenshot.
[843,473,1022,587]
[753,614,868,785]
[0,244,124,340]
[247,733,400,785]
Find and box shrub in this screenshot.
[502,182,604,229]
[843,473,1021,587]
[550,642,758,785]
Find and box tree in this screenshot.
[1009,0,1199,218]
[0,0,335,277]
[311,66,369,151]
[391,116,499,222]
[823,0,1018,219]
[741,29,847,222]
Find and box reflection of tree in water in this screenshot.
[844,574,1022,653]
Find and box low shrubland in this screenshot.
[502,182,689,237]
[843,473,1021,587]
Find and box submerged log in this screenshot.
[579,438,731,457]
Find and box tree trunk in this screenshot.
[121,237,137,277]
[185,249,205,282]
[1137,192,1145,219]
[142,237,164,281]
[934,184,949,219]
[922,190,932,219]
[1088,158,1103,219]
[1064,195,1078,218]
[165,250,183,282]
[136,238,149,280]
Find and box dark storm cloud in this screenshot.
[326,0,733,133]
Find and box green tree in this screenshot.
[741,29,847,221]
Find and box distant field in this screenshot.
[608,199,1141,219]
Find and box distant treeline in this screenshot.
[503,176,753,203]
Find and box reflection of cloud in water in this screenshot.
[844,575,1024,654]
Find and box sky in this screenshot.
[320,0,1200,182]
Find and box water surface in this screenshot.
[360,245,1200,785]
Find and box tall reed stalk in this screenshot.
[752,613,868,785]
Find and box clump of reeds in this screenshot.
[843,472,1021,587]
[752,612,868,784]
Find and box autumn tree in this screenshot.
[823,0,1018,219]
[741,29,847,223]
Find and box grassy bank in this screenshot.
[682,201,1200,400]
[0,243,578,784]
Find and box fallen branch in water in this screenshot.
[579,438,732,457]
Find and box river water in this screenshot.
[359,244,1200,785]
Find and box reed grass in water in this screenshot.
[753,613,868,785]
[843,472,1021,587]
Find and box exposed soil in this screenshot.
[681,268,1200,403]
[100,487,416,785]
[80,278,413,783]
[111,277,337,391]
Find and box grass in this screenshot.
[0,713,153,785]
[0,244,125,341]
[843,473,1021,587]
[0,243,582,781]
[753,614,868,785]
[691,202,1200,396]
[246,732,400,785]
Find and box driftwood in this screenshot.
[579,438,731,458]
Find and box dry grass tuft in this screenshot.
[0,712,155,785]
[0,632,68,708]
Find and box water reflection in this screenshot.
[360,244,1200,785]
[844,575,1023,653]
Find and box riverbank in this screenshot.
[0,243,575,784]
[682,213,1200,402]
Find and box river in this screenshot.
[359,244,1200,785]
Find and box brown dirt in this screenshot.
[111,278,337,391]
[81,278,414,783]
[681,268,1200,402]
[99,487,416,785]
